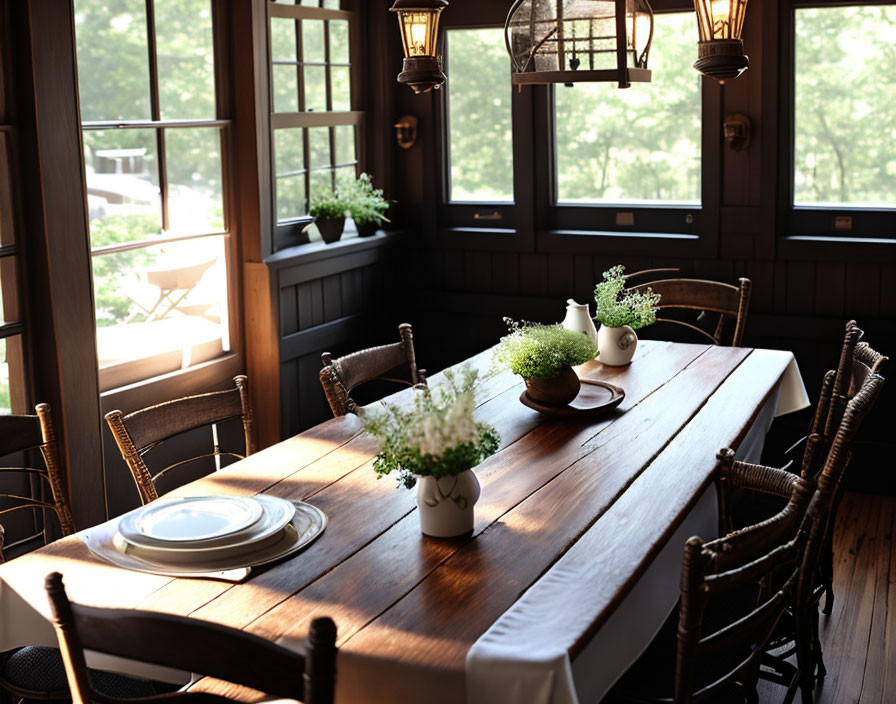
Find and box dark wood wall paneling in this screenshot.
[379,0,896,492]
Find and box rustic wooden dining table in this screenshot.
[0,341,806,704]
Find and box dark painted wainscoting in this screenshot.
[271,231,412,438]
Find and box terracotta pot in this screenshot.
[356,221,379,238]
[524,365,581,406]
[316,217,345,244]
[416,469,481,537]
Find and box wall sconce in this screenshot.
[394,115,418,149]
[723,113,751,151]
[693,0,750,81]
[390,0,448,94]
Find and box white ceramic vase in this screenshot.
[416,469,481,538]
[597,324,638,366]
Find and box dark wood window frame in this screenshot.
[776,0,896,245]
[433,0,721,258]
[269,2,364,250]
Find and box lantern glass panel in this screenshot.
[506,0,653,77]
[398,10,439,57]
[695,0,748,41]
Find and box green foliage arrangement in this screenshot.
[309,186,349,220]
[493,319,597,379]
[345,173,391,227]
[594,265,661,330]
[362,367,500,490]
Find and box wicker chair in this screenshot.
[105,376,255,504]
[319,323,425,417]
[44,571,336,704]
[0,403,74,562]
[626,277,752,347]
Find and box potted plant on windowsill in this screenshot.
[594,265,661,366]
[347,173,391,238]
[362,367,499,538]
[309,187,348,244]
[494,320,598,406]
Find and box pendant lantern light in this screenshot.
[390,0,448,94]
[693,0,750,80]
[505,0,654,89]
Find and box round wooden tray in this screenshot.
[520,379,625,417]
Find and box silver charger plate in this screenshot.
[80,500,327,582]
[119,495,295,553]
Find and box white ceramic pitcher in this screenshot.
[562,299,599,349]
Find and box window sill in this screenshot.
[537,229,710,257]
[264,228,411,271]
[777,235,896,262]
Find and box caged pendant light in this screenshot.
[693,0,750,80]
[505,0,654,89]
[390,0,449,94]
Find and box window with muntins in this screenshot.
[74,0,234,391]
[269,0,361,247]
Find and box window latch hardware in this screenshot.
[834,215,853,231]
[473,211,502,221]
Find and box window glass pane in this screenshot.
[331,66,351,111]
[309,169,331,197]
[275,129,307,221]
[74,0,152,121]
[446,28,513,202]
[554,12,701,205]
[302,20,326,64]
[155,0,216,120]
[0,335,24,415]
[273,65,300,113]
[330,20,350,64]
[84,129,162,246]
[277,176,306,221]
[793,6,896,207]
[322,0,340,9]
[304,65,328,111]
[93,236,230,373]
[309,127,331,168]
[271,18,297,62]
[334,125,355,166]
[166,128,225,234]
[0,256,19,326]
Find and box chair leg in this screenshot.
[794,608,816,704]
[812,609,827,680]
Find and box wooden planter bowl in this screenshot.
[524,366,580,406]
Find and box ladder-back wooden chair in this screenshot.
[44,571,337,704]
[0,403,74,562]
[605,501,808,703]
[716,369,885,699]
[105,376,255,504]
[626,277,752,347]
[319,323,425,417]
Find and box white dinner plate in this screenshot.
[119,495,296,553]
[119,495,264,546]
[104,501,328,577]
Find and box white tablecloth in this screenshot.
[466,353,809,704]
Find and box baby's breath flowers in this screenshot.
[493,319,597,379]
[594,265,661,330]
[361,366,499,489]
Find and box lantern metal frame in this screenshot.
[390,0,449,94]
[504,0,654,89]
[692,0,750,80]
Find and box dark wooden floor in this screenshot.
[758,493,896,704]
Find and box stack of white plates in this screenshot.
[112,495,326,573]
